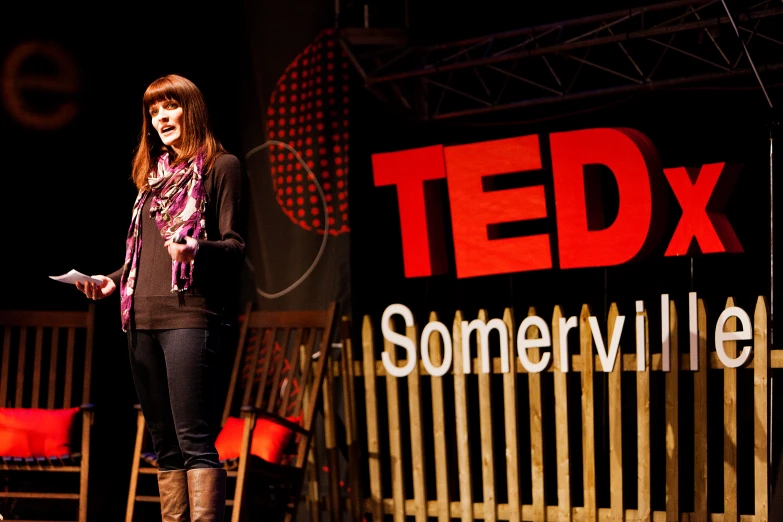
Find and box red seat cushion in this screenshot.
[0,407,80,458]
[216,415,300,463]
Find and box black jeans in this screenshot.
[127,327,223,471]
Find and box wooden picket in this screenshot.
[318,295,771,522]
[552,305,573,522]
[431,311,453,522]
[503,308,522,522]
[665,297,679,521]
[754,297,770,522]
[580,304,597,522]
[692,298,707,522]
[637,303,651,522]
[608,303,623,522]
[724,297,738,522]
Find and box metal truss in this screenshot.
[339,0,783,120]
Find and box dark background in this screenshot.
[0,1,244,518]
[1,0,781,519]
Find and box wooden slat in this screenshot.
[552,305,572,521]
[580,304,597,522]
[363,495,767,521]
[48,327,60,409]
[665,297,680,520]
[384,316,405,522]
[771,349,783,368]
[79,409,92,522]
[240,326,263,409]
[301,343,320,522]
[322,351,341,522]
[361,316,383,522]
[0,309,90,327]
[254,326,277,410]
[292,332,315,421]
[306,425,320,522]
[306,317,333,420]
[476,310,497,522]
[341,319,357,439]
[607,303,623,522]
[343,318,358,437]
[0,491,80,499]
[259,326,288,411]
[428,311,452,522]
[693,297,708,522]
[82,304,95,404]
[340,318,363,522]
[754,296,769,522]
[32,326,43,407]
[637,302,651,522]
[525,306,545,521]
[278,328,303,416]
[300,325,333,449]
[453,310,475,522]
[297,344,316,441]
[15,327,27,407]
[222,302,252,425]
[407,318,427,522]
[502,308,521,522]
[1,327,10,407]
[64,327,75,408]
[125,412,146,522]
[723,297,738,522]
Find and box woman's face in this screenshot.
[149,99,184,152]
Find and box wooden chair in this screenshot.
[126,301,339,522]
[0,305,96,522]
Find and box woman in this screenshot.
[76,74,246,521]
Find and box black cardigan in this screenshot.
[110,153,247,330]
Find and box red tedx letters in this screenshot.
[371,127,743,279]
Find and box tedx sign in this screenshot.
[372,127,743,279]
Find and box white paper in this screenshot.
[49,269,103,285]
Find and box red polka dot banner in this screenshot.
[265,28,351,236]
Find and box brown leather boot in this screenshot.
[158,469,190,521]
[187,468,227,522]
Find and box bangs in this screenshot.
[143,81,180,108]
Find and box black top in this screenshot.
[110,153,247,330]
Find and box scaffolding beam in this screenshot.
[340,0,783,120]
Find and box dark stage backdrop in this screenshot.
[347,55,781,516]
[343,0,778,332]
[350,87,775,324]
[239,2,352,315]
[238,1,355,516]
[0,2,243,520]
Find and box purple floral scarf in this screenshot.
[119,151,207,332]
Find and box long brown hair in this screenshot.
[131,74,226,190]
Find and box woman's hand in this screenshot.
[75,275,116,301]
[164,236,199,263]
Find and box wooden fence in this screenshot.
[309,295,773,522]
